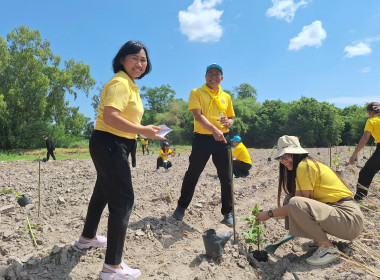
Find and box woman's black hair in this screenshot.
[277,153,308,207]
[112,41,152,79]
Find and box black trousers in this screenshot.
[46,149,56,160]
[142,144,149,155]
[178,133,232,215]
[82,130,135,265]
[157,157,172,169]
[232,160,251,177]
[356,146,380,198]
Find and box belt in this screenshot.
[327,197,353,205]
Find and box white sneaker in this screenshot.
[306,246,339,266]
[301,240,319,251]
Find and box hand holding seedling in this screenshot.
[255,210,271,222]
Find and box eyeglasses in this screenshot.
[206,73,222,77]
[276,154,291,161]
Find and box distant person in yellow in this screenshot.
[156,141,176,171]
[141,137,149,155]
[231,135,252,178]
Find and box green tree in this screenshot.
[340,105,368,145]
[0,26,95,149]
[140,84,175,113]
[286,97,344,147]
[233,83,257,100]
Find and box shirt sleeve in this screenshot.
[225,94,235,118]
[364,119,374,133]
[104,82,130,112]
[188,89,201,112]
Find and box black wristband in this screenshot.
[268,209,274,218]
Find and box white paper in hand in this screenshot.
[140,124,172,139]
[157,124,172,137]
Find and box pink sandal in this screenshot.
[74,234,107,249]
[99,262,141,280]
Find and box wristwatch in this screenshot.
[268,209,274,218]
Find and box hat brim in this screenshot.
[273,147,309,159]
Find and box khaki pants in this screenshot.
[283,195,364,241]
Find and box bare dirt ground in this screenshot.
[0,146,379,280]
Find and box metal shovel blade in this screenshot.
[265,235,294,254]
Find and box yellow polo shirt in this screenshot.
[159,148,172,161]
[364,113,380,143]
[141,138,148,145]
[296,159,353,203]
[232,142,252,165]
[188,87,235,134]
[95,71,144,139]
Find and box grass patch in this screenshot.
[0,148,91,162]
[0,145,193,162]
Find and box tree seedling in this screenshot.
[241,203,269,262]
[241,203,268,251]
[268,145,277,162]
[332,154,342,171]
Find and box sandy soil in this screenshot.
[0,146,379,280]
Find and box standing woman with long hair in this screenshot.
[256,136,363,266]
[74,41,165,280]
[349,102,380,200]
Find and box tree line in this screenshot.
[0,26,371,150]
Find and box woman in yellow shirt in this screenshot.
[74,41,165,280]
[349,102,380,200]
[256,135,363,266]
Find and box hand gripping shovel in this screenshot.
[265,235,294,254]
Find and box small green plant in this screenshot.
[241,203,268,251]
[1,188,14,194]
[332,154,342,171]
[268,145,277,161]
[1,188,23,199]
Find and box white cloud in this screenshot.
[326,95,380,107]
[178,0,224,43]
[360,67,371,73]
[266,0,308,23]
[288,20,327,51]
[344,42,372,58]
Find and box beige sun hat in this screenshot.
[273,135,309,159]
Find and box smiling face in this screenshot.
[279,154,293,170]
[205,68,223,90]
[120,49,147,81]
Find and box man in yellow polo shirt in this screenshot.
[231,135,252,178]
[173,63,236,227]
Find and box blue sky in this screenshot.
[2,0,380,121]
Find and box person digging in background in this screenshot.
[173,63,236,227]
[255,135,364,266]
[156,141,176,171]
[231,135,252,178]
[42,135,56,161]
[349,102,380,201]
[74,40,165,280]
[141,137,149,155]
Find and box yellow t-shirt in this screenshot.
[364,113,380,143]
[232,142,252,165]
[188,86,235,134]
[159,148,172,161]
[141,139,148,145]
[296,159,353,203]
[95,71,144,139]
